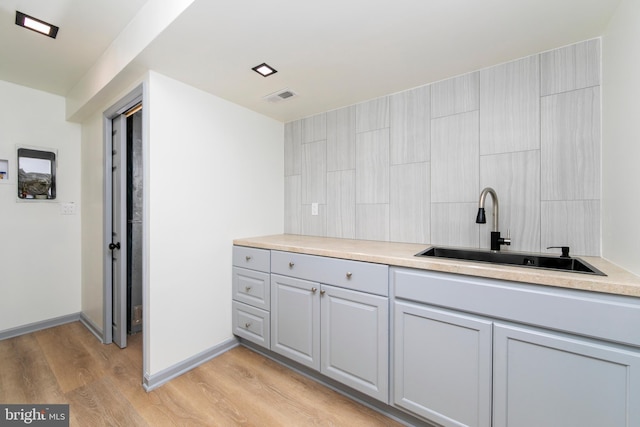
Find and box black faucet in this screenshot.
[476,187,511,251]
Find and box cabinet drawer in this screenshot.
[233,246,270,272]
[271,250,388,296]
[233,267,270,310]
[232,301,270,348]
[392,267,640,348]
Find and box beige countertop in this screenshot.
[233,234,640,298]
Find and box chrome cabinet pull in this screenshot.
[245,255,252,261]
[311,287,317,293]
[244,322,252,328]
[346,272,352,279]
[320,290,326,296]
[245,286,252,292]
[289,261,295,268]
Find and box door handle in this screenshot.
[109,242,121,250]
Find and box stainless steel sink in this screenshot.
[415,246,606,276]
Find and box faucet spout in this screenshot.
[476,187,499,232]
[476,187,511,251]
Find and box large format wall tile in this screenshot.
[283,40,601,255]
[390,86,430,165]
[327,106,356,172]
[541,86,600,201]
[301,140,327,204]
[284,175,301,234]
[480,55,540,155]
[327,170,356,239]
[431,202,479,247]
[284,121,302,176]
[302,203,327,237]
[431,72,479,118]
[356,129,390,204]
[390,162,430,244]
[356,97,389,133]
[480,150,541,252]
[302,113,327,143]
[356,204,389,241]
[541,200,600,256]
[431,111,479,203]
[541,38,600,96]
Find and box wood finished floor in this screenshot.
[0,322,403,426]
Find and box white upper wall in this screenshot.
[146,71,283,375]
[0,80,81,331]
[602,0,640,276]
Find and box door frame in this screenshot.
[103,84,144,345]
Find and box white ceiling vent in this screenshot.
[263,88,298,103]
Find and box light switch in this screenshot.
[60,202,76,215]
[311,202,318,216]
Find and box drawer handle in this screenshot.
[311,287,317,293]
[245,256,252,261]
[346,272,352,279]
[245,286,252,292]
[289,262,295,268]
[244,322,252,328]
[320,290,326,296]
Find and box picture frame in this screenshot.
[17,146,57,200]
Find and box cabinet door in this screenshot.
[270,274,320,370]
[394,301,492,427]
[320,284,389,403]
[493,323,640,427]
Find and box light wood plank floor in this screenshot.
[0,322,403,426]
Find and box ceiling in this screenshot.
[0,0,148,96]
[0,0,622,122]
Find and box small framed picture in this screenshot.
[17,147,57,200]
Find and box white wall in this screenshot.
[602,0,640,276]
[79,112,106,331]
[147,71,283,375]
[0,80,81,332]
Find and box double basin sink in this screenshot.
[416,246,606,276]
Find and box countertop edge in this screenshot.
[233,235,640,298]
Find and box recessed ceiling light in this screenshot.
[15,11,59,39]
[252,63,278,77]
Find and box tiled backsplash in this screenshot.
[284,39,601,256]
